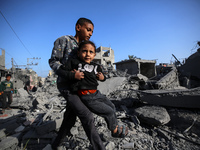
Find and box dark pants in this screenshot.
[2,91,12,109]
[52,88,105,150]
[80,90,118,131]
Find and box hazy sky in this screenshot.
[0,0,200,77]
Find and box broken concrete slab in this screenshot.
[98,77,126,95]
[155,67,180,89]
[17,88,29,97]
[0,133,20,150]
[139,87,200,108]
[35,118,63,135]
[134,105,170,126]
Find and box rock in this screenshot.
[134,106,170,126]
[122,142,135,149]
[105,141,115,150]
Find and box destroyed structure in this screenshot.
[0,43,200,150]
[93,46,115,71]
[0,49,7,81]
[114,58,157,78]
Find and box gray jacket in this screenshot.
[49,35,79,86]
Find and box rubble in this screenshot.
[0,44,200,150]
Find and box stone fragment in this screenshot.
[105,141,115,150]
[0,128,6,139]
[122,142,135,149]
[15,125,25,133]
[134,106,170,126]
[0,133,20,150]
[98,77,126,95]
[36,118,63,135]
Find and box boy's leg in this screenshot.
[51,104,76,149]
[81,91,118,131]
[2,92,7,112]
[7,92,13,108]
[64,92,105,150]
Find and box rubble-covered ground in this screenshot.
[0,75,200,150]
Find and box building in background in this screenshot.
[0,49,7,82]
[93,46,115,71]
[114,58,157,78]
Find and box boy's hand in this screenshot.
[74,70,84,80]
[97,72,104,81]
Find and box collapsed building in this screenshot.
[0,50,7,82]
[93,46,115,71]
[114,58,157,78]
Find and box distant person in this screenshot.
[1,74,13,113]
[64,40,128,138]
[49,18,105,150]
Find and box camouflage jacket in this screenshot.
[49,35,79,86]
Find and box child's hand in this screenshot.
[97,72,104,81]
[75,70,84,80]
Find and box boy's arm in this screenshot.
[56,58,76,80]
[0,82,5,92]
[49,36,71,76]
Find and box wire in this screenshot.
[5,51,26,65]
[0,10,33,57]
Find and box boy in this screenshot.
[1,74,13,113]
[49,18,105,150]
[64,40,128,138]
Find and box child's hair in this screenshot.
[78,40,96,52]
[76,18,94,27]
[6,74,11,78]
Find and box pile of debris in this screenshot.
[0,47,200,150]
[0,72,200,150]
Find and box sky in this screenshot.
[0,0,200,77]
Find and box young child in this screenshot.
[1,74,13,113]
[49,18,105,150]
[64,40,128,138]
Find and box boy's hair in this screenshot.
[78,40,96,52]
[76,18,94,27]
[6,74,11,78]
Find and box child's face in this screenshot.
[6,76,11,81]
[78,44,96,64]
[77,22,94,41]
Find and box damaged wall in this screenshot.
[0,50,5,70]
[114,59,157,78]
[93,46,115,70]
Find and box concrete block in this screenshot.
[0,133,20,150]
[98,77,126,95]
[35,118,63,135]
[0,128,6,139]
[134,106,170,126]
[17,88,29,97]
[156,67,179,89]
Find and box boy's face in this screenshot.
[78,44,96,64]
[76,22,94,41]
[6,76,11,81]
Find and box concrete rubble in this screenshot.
[0,44,200,150]
[0,71,199,150]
